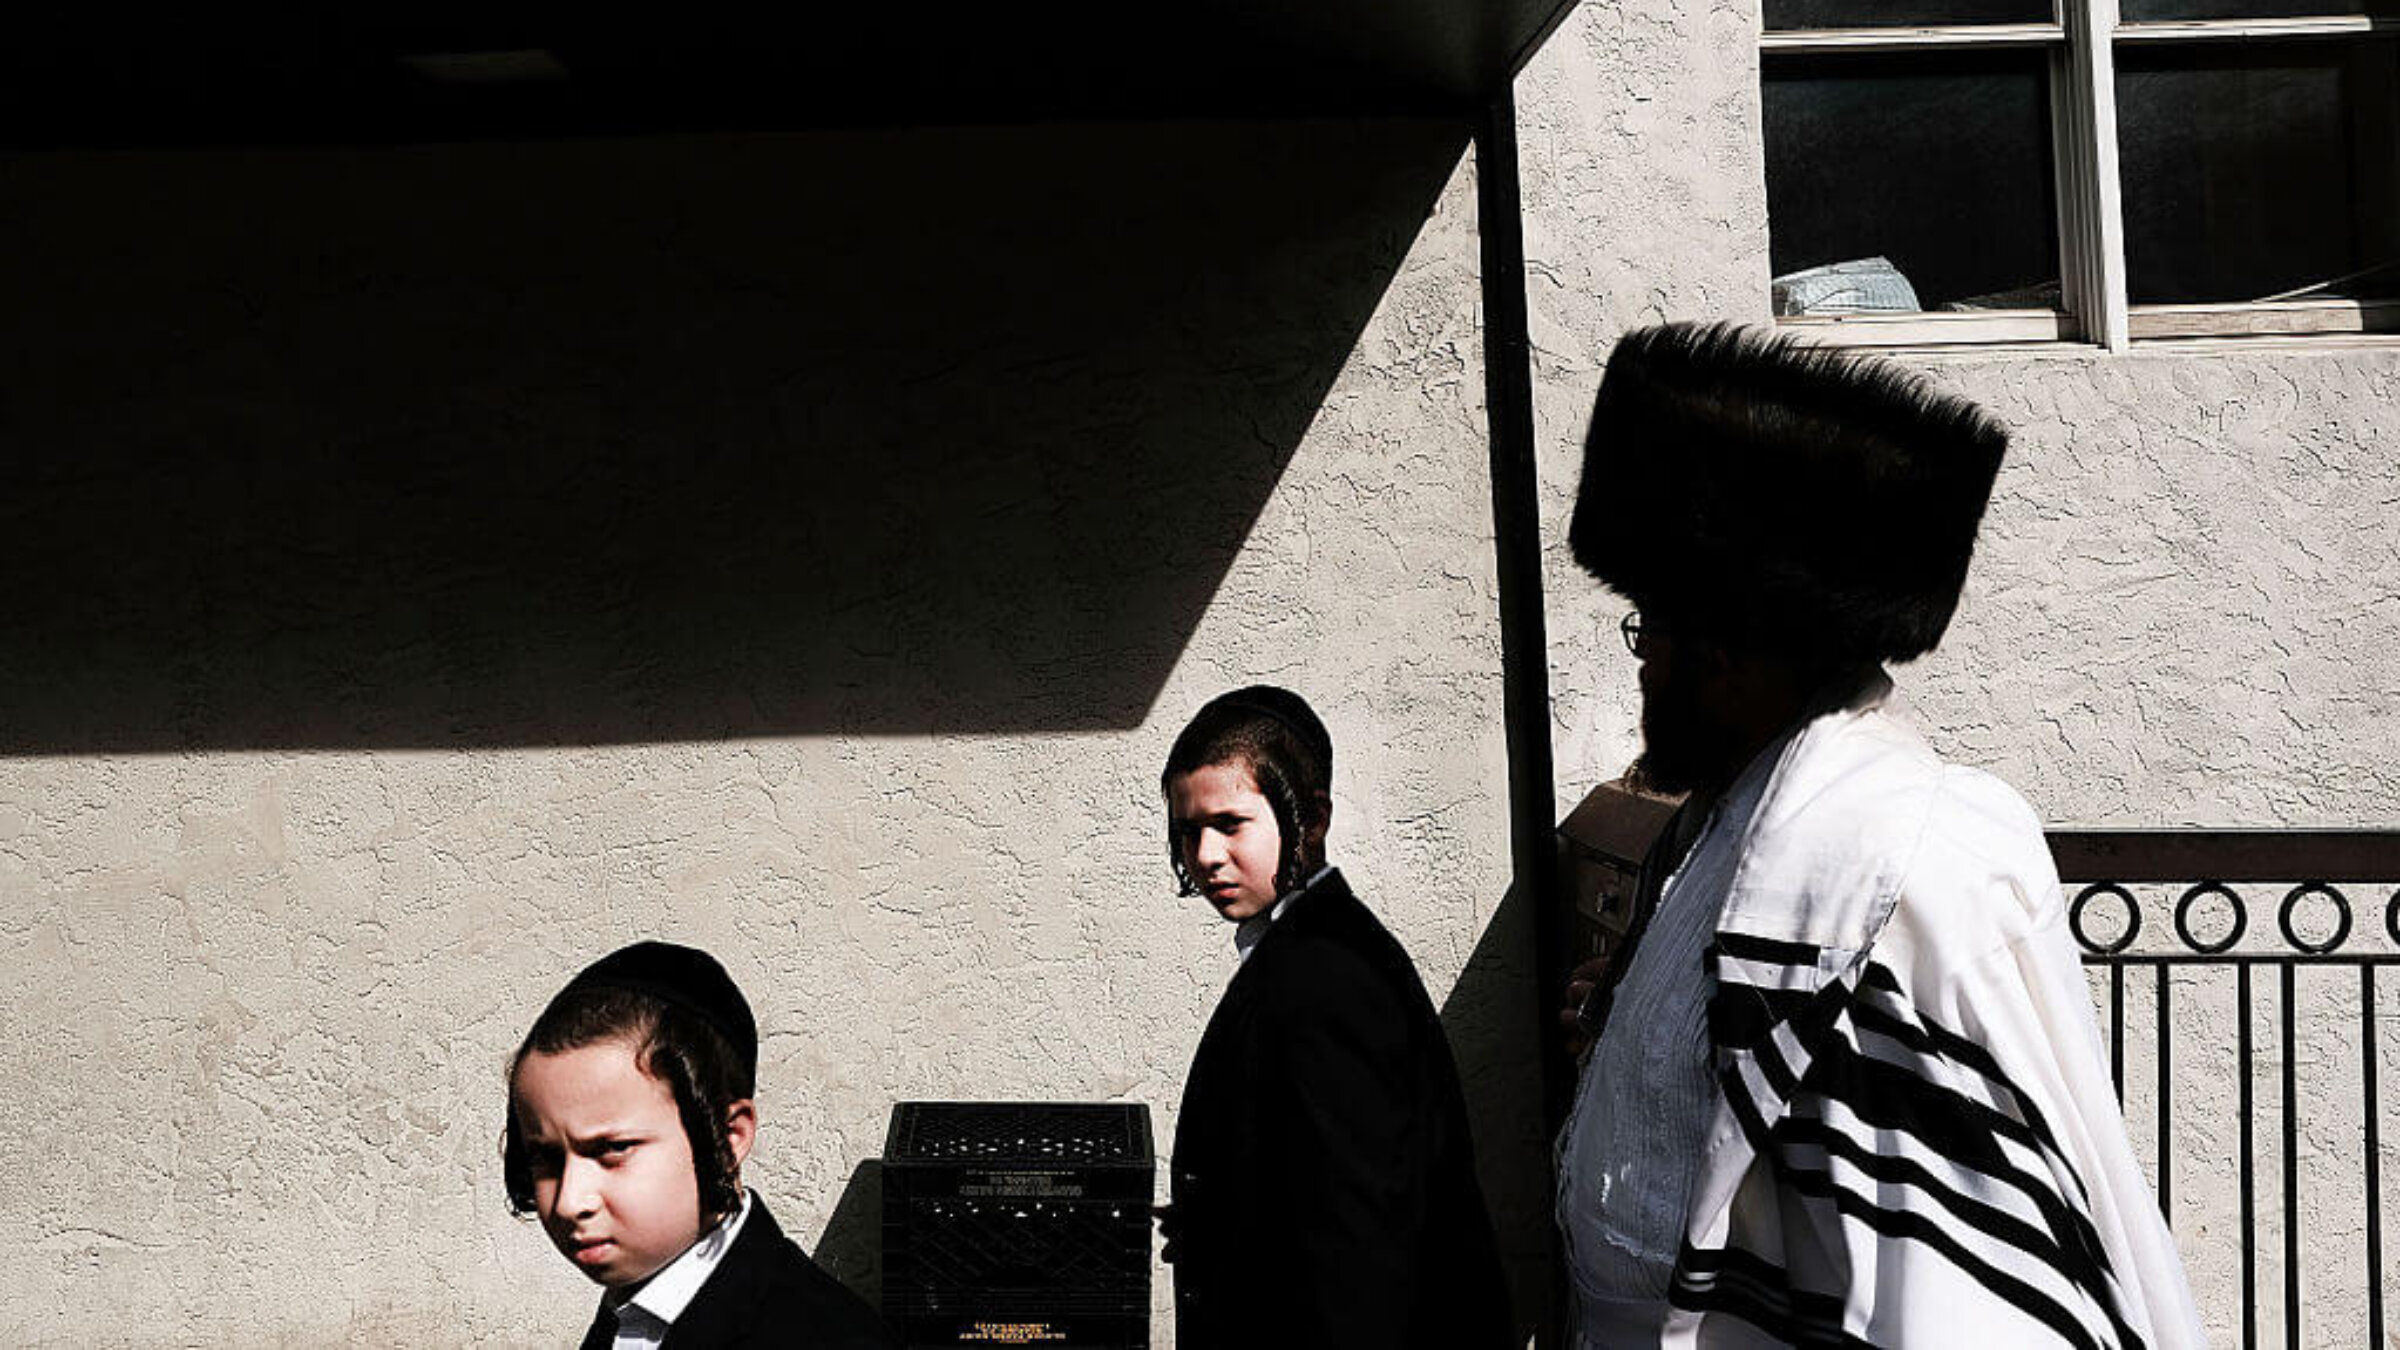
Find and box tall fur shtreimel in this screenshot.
[1569,320,2008,663]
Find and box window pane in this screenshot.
[1764,52,2060,314]
[2119,39,2400,304]
[1765,0,2053,30]
[2121,0,2398,22]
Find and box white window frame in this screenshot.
[1763,3,2400,350]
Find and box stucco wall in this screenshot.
[0,124,1552,1345]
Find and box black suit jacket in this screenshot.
[577,1196,898,1350]
[1166,868,1513,1350]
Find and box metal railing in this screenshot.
[2052,831,2400,1350]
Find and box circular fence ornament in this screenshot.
[2275,883,2352,955]
[2173,882,2248,954]
[2387,888,2400,947]
[2069,883,2142,955]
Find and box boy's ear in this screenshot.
[723,1098,758,1170]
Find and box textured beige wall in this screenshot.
[6,2,2397,1346]
[0,124,1543,1346]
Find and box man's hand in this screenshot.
[1558,953,1615,1057]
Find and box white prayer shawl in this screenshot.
[1661,686,2204,1348]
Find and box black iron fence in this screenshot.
[2053,831,2400,1350]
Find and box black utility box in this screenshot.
[881,1101,1154,1349]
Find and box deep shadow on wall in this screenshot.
[0,122,1465,751]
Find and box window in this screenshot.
[1762,0,2400,346]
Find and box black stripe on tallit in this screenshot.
[1764,1155,2141,1350]
[1769,1108,2137,1347]
[1728,984,1852,1119]
[1853,963,2098,1208]
[1709,952,2139,1348]
[1711,961,1845,1076]
[1672,1242,1876,1349]
[1807,1038,2041,1180]
[1710,979,1819,1051]
[1838,1007,2120,1273]
[1704,946,2142,1347]
[1793,1087,2120,1307]
[1817,1037,2132,1338]
[1724,957,2095,1239]
[1773,980,2140,1347]
[1716,931,1825,967]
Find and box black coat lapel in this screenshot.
[577,1299,616,1350]
[1237,868,1362,960]
[656,1198,901,1350]
[659,1201,784,1347]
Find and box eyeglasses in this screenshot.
[1619,611,1654,655]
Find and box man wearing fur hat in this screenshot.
[1553,322,2200,1348]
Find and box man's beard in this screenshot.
[1632,669,1740,796]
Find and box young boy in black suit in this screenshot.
[1157,686,1513,1349]
[504,941,898,1349]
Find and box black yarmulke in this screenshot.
[1200,685,1333,779]
[555,941,758,1074]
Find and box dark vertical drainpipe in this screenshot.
[1473,89,1563,1116]
[1474,89,1570,1350]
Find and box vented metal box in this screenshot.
[1556,774,1684,964]
[881,1101,1154,1349]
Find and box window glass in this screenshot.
[1764,52,2061,314]
[2118,39,2400,303]
[2120,0,2398,22]
[1765,0,2053,30]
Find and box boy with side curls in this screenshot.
[504,942,897,1349]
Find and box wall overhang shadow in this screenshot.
[0,5,1579,145]
[0,123,1468,750]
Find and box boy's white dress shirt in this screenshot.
[607,1187,755,1350]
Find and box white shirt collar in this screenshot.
[1234,864,1332,963]
[612,1186,754,1343]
